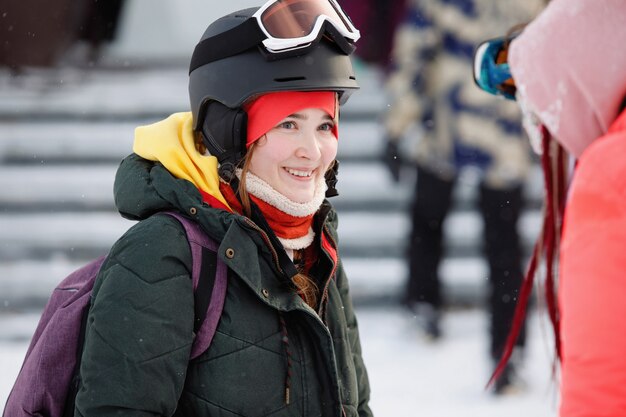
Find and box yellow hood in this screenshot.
[133,112,230,209]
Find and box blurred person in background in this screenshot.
[68,1,373,416]
[382,0,546,394]
[340,0,407,69]
[475,0,626,414]
[78,0,126,63]
[0,0,125,70]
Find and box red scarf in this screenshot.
[212,182,314,242]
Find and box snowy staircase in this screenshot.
[0,65,543,311]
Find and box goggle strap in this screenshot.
[189,18,265,74]
[321,22,356,55]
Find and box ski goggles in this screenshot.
[190,0,360,73]
[254,0,360,52]
[473,36,517,100]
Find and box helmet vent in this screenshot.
[274,76,307,82]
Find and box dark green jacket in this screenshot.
[75,154,373,417]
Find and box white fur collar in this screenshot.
[237,169,326,250]
[278,228,316,250]
[238,169,326,218]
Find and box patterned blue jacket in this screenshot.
[385,0,545,188]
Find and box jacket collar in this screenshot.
[114,154,339,314]
[218,203,339,313]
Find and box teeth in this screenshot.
[286,168,312,177]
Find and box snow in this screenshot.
[0,307,558,416]
[359,307,558,416]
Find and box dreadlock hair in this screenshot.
[488,125,569,388]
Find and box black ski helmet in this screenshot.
[189,7,360,132]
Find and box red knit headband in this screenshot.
[243,91,338,147]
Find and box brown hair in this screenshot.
[237,142,255,218]
[194,131,207,155]
[292,250,319,309]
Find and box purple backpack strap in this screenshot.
[162,211,228,360]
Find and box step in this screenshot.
[0,165,118,211]
[343,257,490,306]
[0,209,542,261]
[0,120,138,164]
[337,210,541,258]
[0,162,411,212]
[0,65,385,122]
[0,256,489,311]
[0,119,385,164]
[0,159,544,212]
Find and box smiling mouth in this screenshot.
[285,167,314,178]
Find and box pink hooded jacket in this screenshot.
[509,0,626,158]
[509,1,626,415]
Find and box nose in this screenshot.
[295,131,322,160]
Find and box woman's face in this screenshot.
[248,107,338,203]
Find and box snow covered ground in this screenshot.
[359,307,558,416]
[1,307,558,416]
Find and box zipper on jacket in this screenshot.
[323,225,354,417]
[317,224,339,319]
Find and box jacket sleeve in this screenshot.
[74,214,195,417]
[335,260,373,417]
[558,141,626,416]
[327,209,373,417]
[384,1,439,140]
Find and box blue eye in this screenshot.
[319,122,334,131]
[279,121,296,129]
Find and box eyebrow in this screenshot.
[286,112,334,121]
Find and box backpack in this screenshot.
[3,211,228,417]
